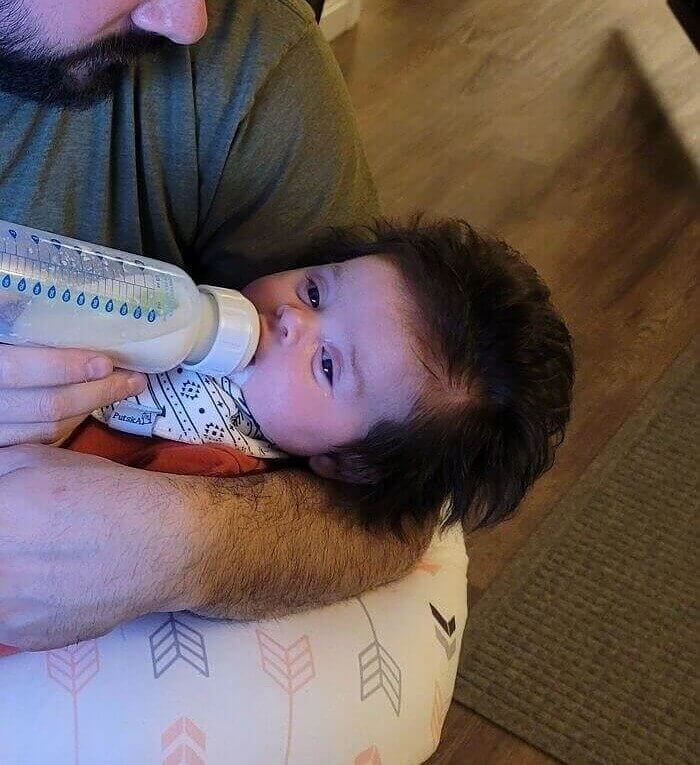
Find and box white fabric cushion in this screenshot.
[1,522,468,765]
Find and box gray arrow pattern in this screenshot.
[356,596,402,716]
[150,613,210,679]
[430,603,457,660]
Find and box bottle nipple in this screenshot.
[183,285,260,377]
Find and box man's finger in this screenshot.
[0,416,86,447]
[0,345,113,388]
[0,371,147,423]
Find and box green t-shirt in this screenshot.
[0,0,379,289]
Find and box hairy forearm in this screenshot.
[174,468,438,620]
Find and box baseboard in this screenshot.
[320,0,362,41]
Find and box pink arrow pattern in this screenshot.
[430,681,448,748]
[256,629,316,765]
[415,560,442,575]
[161,717,207,765]
[354,744,383,764]
[46,640,100,765]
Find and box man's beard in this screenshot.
[0,2,168,109]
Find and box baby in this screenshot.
[0,215,574,658]
[68,215,575,534]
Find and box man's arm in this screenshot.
[174,468,439,621]
[0,447,437,650]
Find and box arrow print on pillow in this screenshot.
[357,596,402,716]
[430,603,457,660]
[150,613,209,678]
[161,717,206,765]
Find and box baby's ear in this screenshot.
[309,454,343,481]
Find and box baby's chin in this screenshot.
[238,380,321,456]
[236,370,286,449]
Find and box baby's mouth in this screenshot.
[250,312,272,367]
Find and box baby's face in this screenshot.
[239,255,423,459]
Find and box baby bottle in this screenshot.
[0,219,259,376]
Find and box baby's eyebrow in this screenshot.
[349,343,366,397]
[329,264,366,397]
[330,263,343,285]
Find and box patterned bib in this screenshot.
[95,366,284,460]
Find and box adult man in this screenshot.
[0,0,437,650]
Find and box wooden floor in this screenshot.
[331,1,700,762]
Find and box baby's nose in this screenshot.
[276,305,312,345]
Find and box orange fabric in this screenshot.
[0,419,272,657]
[64,419,269,477]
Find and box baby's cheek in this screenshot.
[242,372,325,454]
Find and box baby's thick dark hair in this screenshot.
[292,215,575,534]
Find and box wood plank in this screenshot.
[332,0,699,762]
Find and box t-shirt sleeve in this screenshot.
[191,27,380,288]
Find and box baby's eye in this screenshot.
[306,278,320,309]
[321,347,334,385]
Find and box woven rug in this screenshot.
[454,342,699,765]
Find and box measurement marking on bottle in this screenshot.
[0,236,177,323]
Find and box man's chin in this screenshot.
[0,29,168,109]
[0,55,128,109]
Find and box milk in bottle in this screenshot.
[0,220,259,376]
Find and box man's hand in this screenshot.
[0,445,192,650]
[0,345,146,446]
